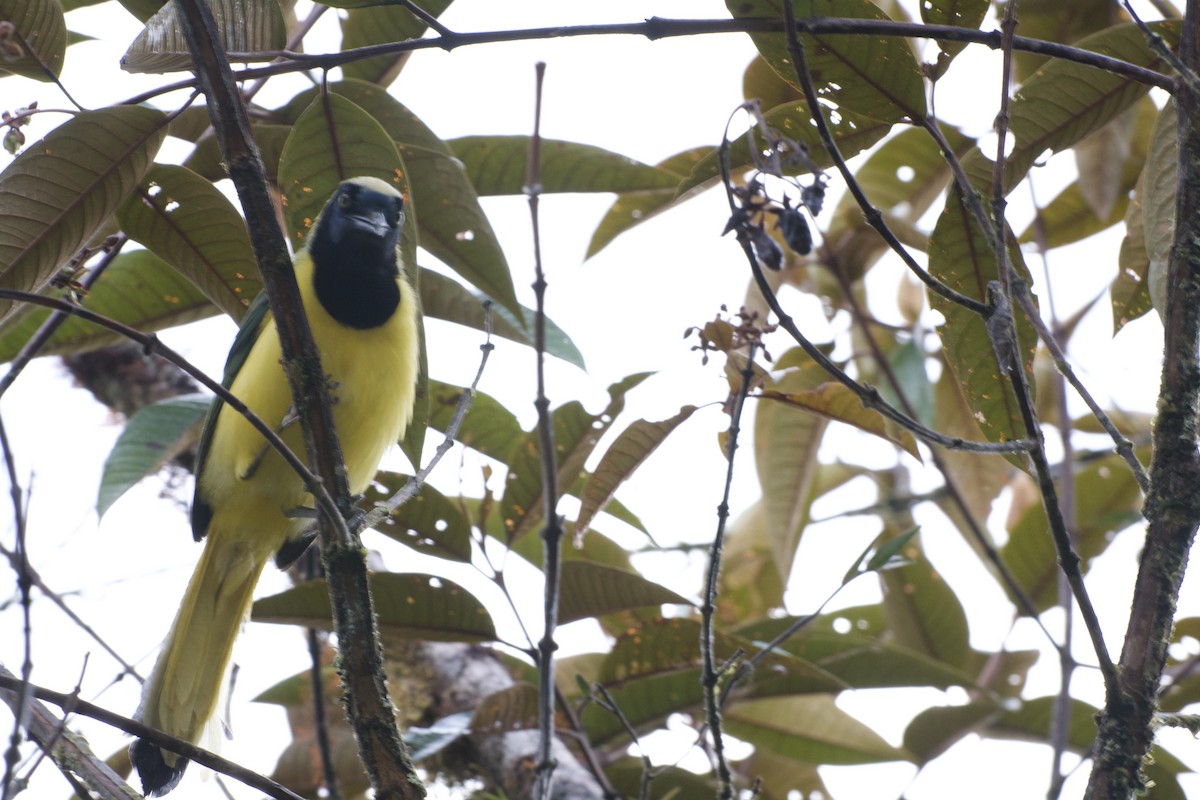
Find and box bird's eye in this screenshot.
[336,191,353,209]
[392,199,404,225]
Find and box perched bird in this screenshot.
[131,177,421,796]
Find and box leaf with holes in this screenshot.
[282,83,520,318]
[369,471,472,562]
[726,0,927,123]
[0,105,166,321]
[117,164,260,321]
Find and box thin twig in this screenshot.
[0,235,127,401]
[717,135,1033,455]
[0,288,340,526]
[359,305,494,531]
[6,26,85,112]
[0,415,30,800]
[774,13,990,315]
[0,669,303,800]
[396,0,455,36]
[701,341,758,800]
[0,542,142,681]
[1013,285,1149,492]
[119,16,1176,107]
[984,2,1119,698]
[1120,0,1200,92]
[526,62,562,800]
[554,686,618,799]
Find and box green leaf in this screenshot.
[723,695,909,765]
[920,0,987,73]
[97,393,208,516]
[1018,99,1155,249]
[500,373,651,541]
[278,92,406,246]
[419,267,584,369]
[282,82,521,318]
[425,380,523,463]
[575,406,696,539]
[842,525,920,582]
[606,758,720,800]
[754,361,829,580]
[681,99,891,194]
[253,573,496,642]
[743,52,803,109]
[117,164,261,321]
[121,0,285,73]
[1113,165,1153,333]
[557,561,692,625]
[760,383,920,458]
[0,0,66,81]
[586,147,710,259]
[0,105,167,322]
[339,0,453,85]
[404,710,472,762]
[1001,453,1143,612]
[904,702,999,764]
[0,250,214,362]
[929,350,1014,526]
[449,135,681,196]
[368,471,472,562]
[737,618,978,691]
[1141,97,1177,322]
[184,123,292,184]
[880,534,971,669]
[926,189,1038,453]
[470,683,539,734]
[726,0,927,123]
[963,21,1178,195]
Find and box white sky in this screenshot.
[0,2,1190,799]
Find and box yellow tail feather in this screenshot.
[133,524,273,795]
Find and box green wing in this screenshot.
[190,291,272,541]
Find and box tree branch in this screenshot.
[1086,2,1200,796]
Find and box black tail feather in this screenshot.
[130,737,189,797]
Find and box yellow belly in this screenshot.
[197,255,419,549]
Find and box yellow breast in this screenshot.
[198,252,419,546]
